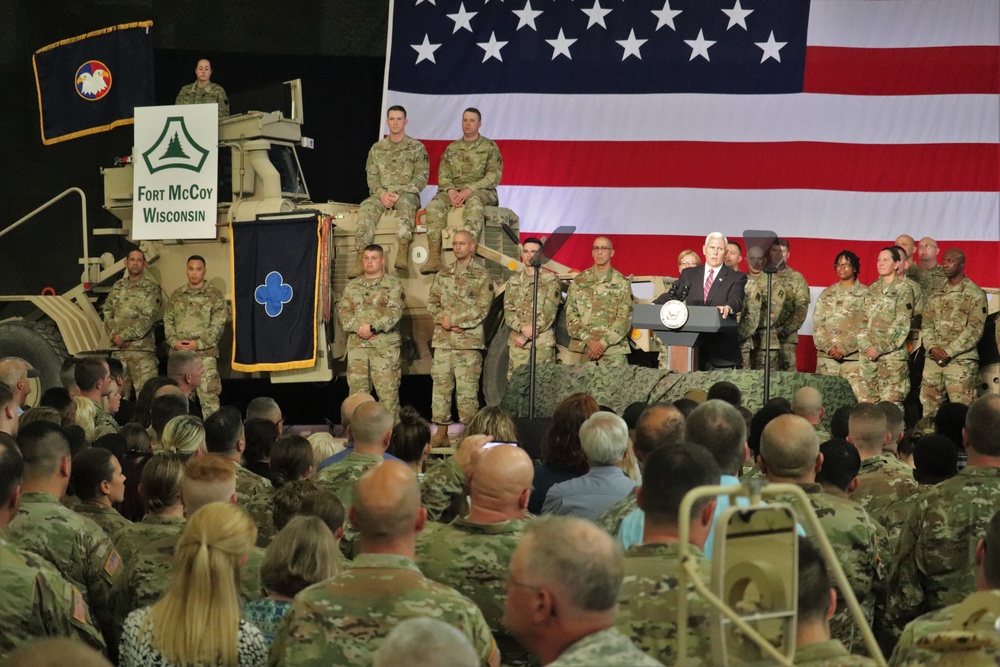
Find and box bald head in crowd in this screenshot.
[965,395,1000,460]
[847,403,889,459]
[469,444,534,521]
[350,460,425,550]
[632,403,686,465]
[0,381,18,436]
[341,392,375,430]
[0,357,32,408]
[350,401,394,455]
[181,453,237,514]
[759,414,822,481]
[684,399,747,476]
[792,387,825,426]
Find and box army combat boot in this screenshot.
[394,239,410,271]
[429,423,451,448]
[421,233,443,274]
[347,247,364,278]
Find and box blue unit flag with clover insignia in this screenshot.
[33,21,154,145]
[231,214,322,372]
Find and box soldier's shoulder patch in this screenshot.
[72,586,88,624]
[104,548,122,576]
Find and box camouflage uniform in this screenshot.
[175,81,229,117]
[242,487,279,548]
[813,281,867,399]
[269,553,498,667]
[428,260,495,424]
[77,395,120,440]
[103,272,162,396]
[0,536,107,658]
[415,516,532,665]
[337,273,405,417]
[857,279,914,407]
[596,488,638,538]
[547,627,665,666]
[882,466,1000,643]
[770,483,886,653]
[5,491,122,643]
[236,462,272,508]
[888,597,1000,666]
[915,265,946,295]
[738,273,763,368]
[751,271,786,370]
[794,640,877,666]
[425,136,503,240]
[110,533,264,644]
[163,282,228,417]
[74,503,131,539]
[357,136,429,245]
[919,275,987,416]
[109,514,186,564]
[420,456,467,523]
[616,541,713,666]
[773,266,810,371]
[564,267,633,367]
[504,268,562,379]
[312,451,383,551]
[850,455,918,547]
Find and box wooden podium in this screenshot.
[633,303,738,372]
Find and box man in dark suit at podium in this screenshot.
[663,232,747,370]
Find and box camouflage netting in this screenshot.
[502,364,857,430]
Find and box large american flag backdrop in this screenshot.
[383,0,999,367]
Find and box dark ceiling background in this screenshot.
[1,0,389,298]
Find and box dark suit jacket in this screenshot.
[675,264,747,369]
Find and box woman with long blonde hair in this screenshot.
[119,502,266,667]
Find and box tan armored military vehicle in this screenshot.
[0,80,548,405]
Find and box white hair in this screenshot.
[579,411,629,466]
[704,232,728,247]
[373,618,479,667]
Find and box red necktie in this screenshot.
[704,268,714,303]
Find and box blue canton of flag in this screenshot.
[389,0,809,95]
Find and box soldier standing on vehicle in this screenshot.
[421,108,503,274]
[175,59,229,117]
[353,106,429,277]
[103,248,161,398]
[163,255,227,418]
[565,237,633,367]
[337,244,405,418]
[503,237,561,379]
[427,230,495,447]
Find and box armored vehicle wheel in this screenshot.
[0,321,69,396]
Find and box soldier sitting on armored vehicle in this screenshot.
[352,106,429,278]
[422,108,503,274]
[175,58,229,117]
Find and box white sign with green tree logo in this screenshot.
[132,104,218,239]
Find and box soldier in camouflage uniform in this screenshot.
[354,106,429,276]
[103,248,161,397]
[889,510,1000,666]
[750,243,785,370]
[427,230,495,436]
[422,108,503,274]
[914,237,946,294]
[882,395,1000,645]
[759,415,886,653]
[847,404,918,548]
[163,255,227,417]
[858,248,915,407]
[503,515,663,667]
[616,444,719,666]
[74,357,119,440]
[337,245,405,417]
[738,264,763,369]
[0,436,107,658]
[271,461,499,667]
[504,238,562,379]
[813,251,866,398]
[565,237,634,367]
[772,241,810,371]
[174,59,229,117]
[204,407,272,507]
[416,445,534,666]
[920,249,987,417]
[111,514,185,564]
[5,422,123,645]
